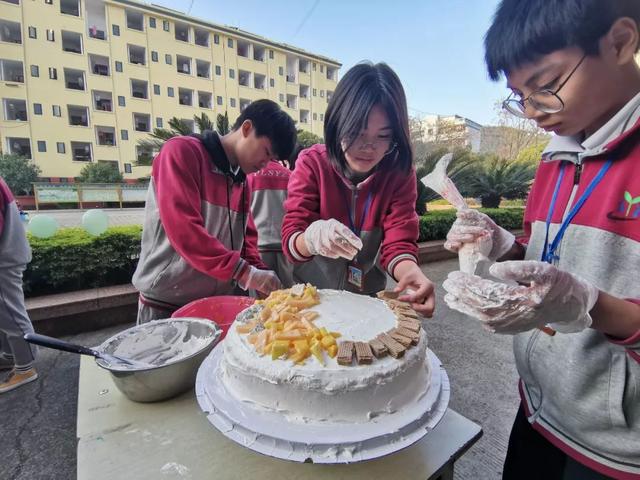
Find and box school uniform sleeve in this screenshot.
[606,299,640,364]
[380,170,420,278]
[242,213,269,270]
[281,151,320,263]
[153,137,242,281]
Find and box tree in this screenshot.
[0,153,41,195]
[136,114,214,166]
[216,111,230,135]
[465,156,536,208]
[77,162,124,183]
[296,130,322,149]
[515,142,547,166]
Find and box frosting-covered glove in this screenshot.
[444,209,515,262]
[234,264,282,295]
[303,219,363,260]
[442,260,600,334]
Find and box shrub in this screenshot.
[418,208,524,242]
[24,226,141,297]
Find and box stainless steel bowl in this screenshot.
[96,318,221,402]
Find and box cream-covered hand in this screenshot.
[303,219,363,260]
[442,260,599,334]
[444,209,515,261]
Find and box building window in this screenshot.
[216,96,223,105]
[89,54,109,76]
[96,126,116,146]
[270,78,274,88]
[0,59,24,83]
[45,0,53,4]
[130,79,148,99]
[3,99,27,121]
[37,141,46,152]
[156,117,162,128]
[133,113,150,132]
[128,44,146,65]
[165,54,172,65]
[176,55,191,75]
[278,66,284,76]
[229,69,234,79]
[71,142,92,162]
[49,67,57,79]
[163,20,170,32]
[215,65,221,76]
[153,84,160,95]
[28,26,37,39]
[112,24,120,36]
[31,65,39,77]
[33,103,42,115]
[320,90,324,98]
[320,113,324,121]
[227,38,233,48]
[269,50,274,59]
[60,0,80,16]
[56,142,65,153]
[178,88,193,106]
[120,129,128,140]
[67,105,88,126]
[124,163,132,174]
[230,98,236,108]
[312,88,316,96]
[46,29,55,41]
[151,51,158,62]
[167,87,174,97]
[149,17,156,28]
[61,30,83,54]
[313,113,317,121]
[117,96,125,106]
[52,105,61,117]
[115,61,123,72]
[279,93,284,102]
[320,65,324,73]
[63,68,85,90]
[214,34,219,44]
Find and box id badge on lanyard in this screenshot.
[541,159,612,264]
[344,189,373,291]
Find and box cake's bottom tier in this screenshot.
[221,344,431,424]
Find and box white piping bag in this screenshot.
[421,154,490,275]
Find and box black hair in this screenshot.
[485,0,640,81]
[232,99,297,161]
[324,62,413,175]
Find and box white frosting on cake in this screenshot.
[222,290,431,424]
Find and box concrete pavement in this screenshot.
[0,258,520,480]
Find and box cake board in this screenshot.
[195,346,450,464]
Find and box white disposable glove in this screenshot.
[444,209,515,262]
[442,260,600,334]
[303,219,363,260]
[234,264,282,296]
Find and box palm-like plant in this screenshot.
[136,113,215,166]
[465,156,536,208]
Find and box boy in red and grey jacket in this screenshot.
[132,100,296,323]
[443,1,640,478]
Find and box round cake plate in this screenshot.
[195,347,450,464]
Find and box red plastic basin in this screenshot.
[171,295,255,340]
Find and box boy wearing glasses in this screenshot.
[443,1,640,478]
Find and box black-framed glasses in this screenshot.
[502,54,587,118]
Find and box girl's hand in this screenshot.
[393,260,436,317]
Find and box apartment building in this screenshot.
[0,0,340,180]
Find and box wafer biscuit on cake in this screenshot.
[337,341,354,366]
[377,333,406,358]
[395,326,420,345]
[368,338,388,358]
[354,342,373,364]
[389,329,413,348]
[398,319,421,333]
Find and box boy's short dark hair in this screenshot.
[324,62,413,175]
[485,0,640,80]
[232,99,297,161]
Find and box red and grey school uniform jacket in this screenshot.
[515,93,640,479]
[282,144,419,295]
[0,177,30,268]
[132,135,266,309]
[247,160,290,253]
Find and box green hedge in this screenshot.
[418,207,524,242]
[24,226,142,297]
[22,208,524,297]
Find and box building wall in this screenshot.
[0,0,340,180]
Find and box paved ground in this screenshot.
[0,258,520,480]
[24,208,146,228]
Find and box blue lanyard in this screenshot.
[340,188,373,237]
[541,159,613,264]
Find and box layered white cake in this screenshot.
[222,288,431,424]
